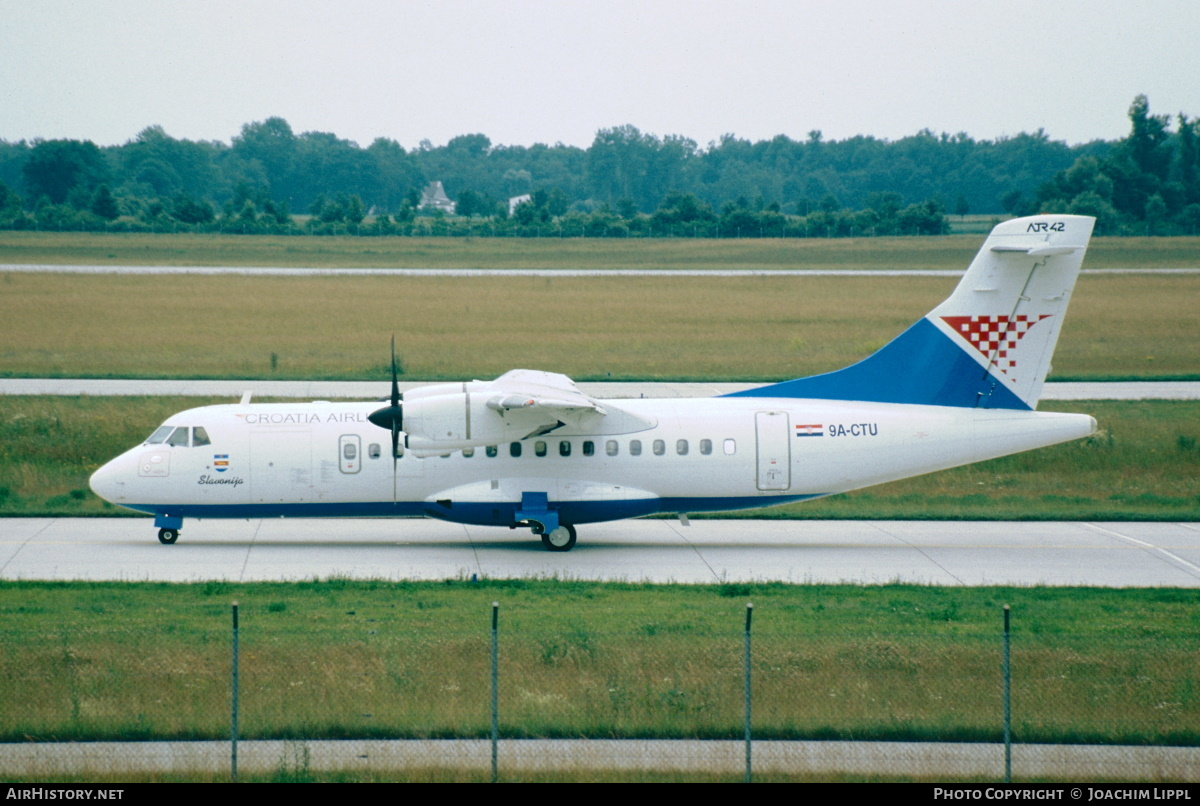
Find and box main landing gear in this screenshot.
[518,493,577,551]
[529,520,577,552]
[540,523,577,552]
[158,528,179,545]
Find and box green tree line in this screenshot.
[1025,95,1200,234]
[2,95,1197,236]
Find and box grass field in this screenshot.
[2,271,1197,381]
[1,396,1197,520]
[3,232,1197,381]
[1,580,1195,751]
[2,230,1199,270]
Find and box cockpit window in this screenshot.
[193,427,211,447]
[146,426,173,444]
[166,427,190,447]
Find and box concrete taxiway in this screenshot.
[2,518,1197,586]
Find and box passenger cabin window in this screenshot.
[535,441,547,457]
[559,440,571,457]
[486,445,498,458]
[653,439,665,456]
[193,427,212,447]
[676,439,688,456]
[700,439,713,455]
[630,439,642,456]
[368,443,382,459]
[583,441,594,457]
[510,442,522,458]
[462,447,474,458]
[606,440,619,456]
[724,438,736,455]
[167,427,190,447]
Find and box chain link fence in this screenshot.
[2,602,1197,782]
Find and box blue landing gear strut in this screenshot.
[515,492,577,552]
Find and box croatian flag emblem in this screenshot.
[214,454,230,472]
[795,424,824,437]
[941,314,1051,381]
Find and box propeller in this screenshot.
[368,336,404,459]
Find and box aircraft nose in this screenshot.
[89,458,126,504]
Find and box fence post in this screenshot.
[231,601,240,783]
[1002,604,1012,783]
[744,602,753,783]
[491,602,499,783]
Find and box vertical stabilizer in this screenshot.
[928,214,1094,408]
[725,214,1094,410]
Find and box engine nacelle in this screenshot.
[403,391,540,454]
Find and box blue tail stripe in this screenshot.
[722,318,1030,410]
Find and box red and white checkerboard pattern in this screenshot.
[940,315,1051,380]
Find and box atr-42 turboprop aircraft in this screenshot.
[90,214,1097,551]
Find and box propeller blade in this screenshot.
[391,421,399,504]
[382,336,403,503]
[368,335,404,441]
[389,334,401,409]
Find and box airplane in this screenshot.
[89,213,1098,551]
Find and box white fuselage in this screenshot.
[89,396,1096,527]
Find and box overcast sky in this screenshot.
[3,0,1199,151]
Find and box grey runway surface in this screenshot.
[3,518,1198,586]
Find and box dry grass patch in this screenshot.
[2,271,1197,380]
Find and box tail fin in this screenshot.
[725,214,1095,410]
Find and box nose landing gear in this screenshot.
[154,514,183,545]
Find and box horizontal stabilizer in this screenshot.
[992,245,1079,256]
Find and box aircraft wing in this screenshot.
[486,369,607,430]
[401,369,649,454]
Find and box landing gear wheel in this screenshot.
[158,528,179,545]
[541,524,577,552]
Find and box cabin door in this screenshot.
[755,411,791,491]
